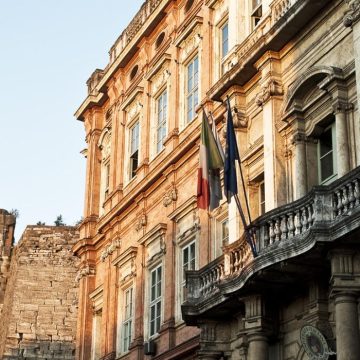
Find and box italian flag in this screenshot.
[197,111,224,210]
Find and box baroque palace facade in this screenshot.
[75,0,360,360]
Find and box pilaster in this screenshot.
[329,249,360,360]
[255,51,285,211]
[344,0,360,112]
[240,295,273,360]
[291,133,307,200]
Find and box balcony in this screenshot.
[183,166,360,323]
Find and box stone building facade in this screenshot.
[75,0,360,359]
[0,226,80,360]
[0,209,16,315]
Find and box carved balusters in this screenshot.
[268,221,275,244]
[348,183,355,209]
[336,189,343,216]
[342,185,350,213]
[281,215,288,240]
[274,218,282,242]
[288,212,295,238]
[306,203,313,227]
[295,209,302,235]
[354,179,360,206]
[263,224,270,247]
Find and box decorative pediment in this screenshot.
[175,18,203,63]
[89,285,103,313]
[150,64,171,94]
[139,223,167,266]
[122,88,144,122]
[112,246,138,284]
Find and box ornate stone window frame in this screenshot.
[89,285,104,360]
[169,196,200,322]
[210,0,229,80]
[281,66,351,197]
[210,203,229,260]
[146,55,171,160]
[112,247,138,356]
[98,126,112,215]
[122,89,144,185]
[175,18,203,131]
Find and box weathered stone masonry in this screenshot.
[0,209,16,314]
[0,226,80,360]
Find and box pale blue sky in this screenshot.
[0,1,144,240]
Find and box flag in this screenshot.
[197,111,224,210]
[209,113,225,210]
[224,97,240,202]
[210,112,225,162]
[223,97,258,257]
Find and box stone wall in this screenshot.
[0,209,16,314]
[0,226,80,360]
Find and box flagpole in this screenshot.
[226,96,252,225]
[234,194,257,257]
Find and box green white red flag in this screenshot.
[197,111,224,210]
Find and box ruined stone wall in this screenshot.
[0,226,80,360]
[0,209,16,312]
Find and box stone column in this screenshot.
[333,293,360,360]
[344,0,360,112]
[229,0,245,47]
[247,333,268,360]
[330,250,360,360]
[292,134,307,200]
[242,295,271,360]
[255,52,285,211]
[334,104,350,177]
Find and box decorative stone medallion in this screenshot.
[300,325,335,360]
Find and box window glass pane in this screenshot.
[222,23,229,58]
[319,126,335,183]
[321,153,334,181]
[221,220,229,242]
[320,128,332,157]
[187,56,199,122]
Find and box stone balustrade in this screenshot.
[108,0,163,65]
[185,166,360,303]
[271,0,293,23]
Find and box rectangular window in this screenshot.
[186,56,199,122]
[221,23,229,74]
[181,241,196,301]
[318,123,337,184]
[130,121,139,179]
[251,0,262,29]
[156,90,167,153]
[149,265,162,337]
[221,219,229,245]
[122,287,133,353]
[104,163,110,199]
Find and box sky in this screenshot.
[0,0,144,240]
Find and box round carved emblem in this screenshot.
[300,325,330,360]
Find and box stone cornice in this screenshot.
[75,0,172,121]
[344,0,360,27]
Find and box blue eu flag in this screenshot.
[224,97,240,202]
